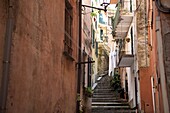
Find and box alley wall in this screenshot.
[0,0,79,113]
[0,0,7,92]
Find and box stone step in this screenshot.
[92,75,135,113]
[92,98,126,102]
[97,83,110,86]
[92,109,136,113]
[92,94,117,98]
[96,86,111,89]
[97,84,111,87]
[94,89,114,93]
[92,105,130,109]
[92,102,129,106]
[93,92,118,95]
[98,81,110,86]
[93,92,116,95]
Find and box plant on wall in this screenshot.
[110,73,121,91]
[110,73,125,98]
[84,87,93,97]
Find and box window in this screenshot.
[95,41,98,57]
[99,13,105,24]
[108,17,112,26]
[95,21,97,29]
[130,0,132,12]
[64,0,73,59]
[92,29,95,48]
[100,29,103,40]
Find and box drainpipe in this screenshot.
[134,77,138,110]
[144,0,148,67]
[76,0,82,112]
[0,0,14,113]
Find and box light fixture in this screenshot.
[82,0,111,12]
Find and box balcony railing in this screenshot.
[111,1,133,39]
[111,3,121,36]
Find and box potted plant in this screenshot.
[110,73,121,91]
[91,12,97,21]
[91,12,97,17]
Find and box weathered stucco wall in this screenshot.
[137,0,154,113]
[139,68,153,113]
[2,0,78,113]
[160,13,170,111]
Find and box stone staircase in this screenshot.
[92,75,136,113]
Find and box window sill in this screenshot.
[63,51,75,61]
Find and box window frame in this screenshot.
[64,0,74,60]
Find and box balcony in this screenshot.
[117,41,134,67]
[112,3,133,39]
[114,15,133,39]
[117,50,134,67]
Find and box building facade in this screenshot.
[0,0,79,113]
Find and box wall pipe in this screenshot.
[76,0,82,112]
[0,0,13,113]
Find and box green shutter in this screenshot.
[95,42,98,57]
[100,29,103,40]
[92,30,95,48]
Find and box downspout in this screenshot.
[144,0,148,67]
[76,0,82,112]
[134,77,138,110]
[0,0,14,113]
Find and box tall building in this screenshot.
[149,0,170,112]
[78,0,93,113]
[110,0,170,113]
[0,0,79,113]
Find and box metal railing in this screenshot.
[111,3,121,36]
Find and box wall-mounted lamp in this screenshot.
[82,0,110,12]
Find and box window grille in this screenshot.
[64,0,73,58]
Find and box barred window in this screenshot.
[64,0,73,59]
